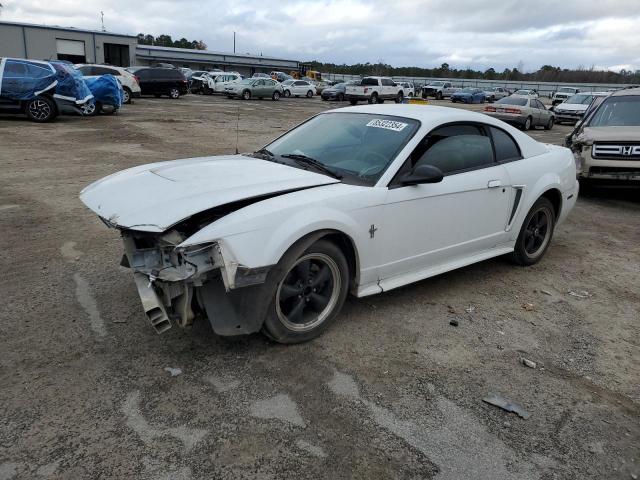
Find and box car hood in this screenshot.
[555,103,587,112]
[80,155,339,232]
[576,126,640,145]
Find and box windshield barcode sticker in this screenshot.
[366,119,408,132]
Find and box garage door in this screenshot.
[56,39,86,63]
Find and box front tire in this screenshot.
[368,93,379,104]
[284,90,291,98]
[511,197,555,266]
[169,88,180,99]
[272,91,281,101]
[436,91,443,100]
[306,90,313,98]
[544,117,554,130]
[262,240,349,344]
[337,93,344,101]
[24,97,57,122]
[242,89,251,100]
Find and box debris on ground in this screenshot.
[449,319,459,327]
[447,305,460,314]
[483,393,531,419]
[521,302,535,311]
[164,367,182,377]
[540,289,552,296]
[521,358,537,369]
[568,290,592,299]
[465,305,476,313]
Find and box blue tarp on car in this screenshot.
[0,58,58,101]
[84,75,123,109]
[49,61,93,105]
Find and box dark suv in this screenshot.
[126,67,188,99]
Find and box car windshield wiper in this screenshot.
[280,154,342,180]
[253,147,275,159]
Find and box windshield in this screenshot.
[588,96,640,127]
[282,80,295,85]
[565,94,593,105]
[514,90,530,95]
[497,97,528,106]
[461,88,476,93]
[429,82,445,87]
[262,113,420,185]
[559,87,575,93]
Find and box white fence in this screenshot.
[320,72,633,97]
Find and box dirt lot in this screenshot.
[1,94,639,480]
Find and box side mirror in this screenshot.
[400,164,444,186]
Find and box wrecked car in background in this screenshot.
[0,57,92,122]
[81,105,577,344]
[82,74,124,115]
[566,87,640,182]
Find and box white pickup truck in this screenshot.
[345,77,404,105]
[421,81,458,99]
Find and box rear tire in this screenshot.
[306,90,313,98]
[436,91,443,100]
[395,92,403,103]
[122,87,132,104]
[284,90,291,98]
[272,91,281,101]
[24,97,57,122]
[337,93,344,101]
[510,197,555,266]
[261,239,349,344]
[242,90,251,100]
[368,93,379,104]
[523,116,532,130]
[169,88,180,99]
[80,102,98,116]
[349,99,358,105]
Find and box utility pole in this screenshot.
[100,11,105,32]
[233,32,236,54]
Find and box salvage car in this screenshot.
[566,87,640,182]
[126,66,189,99]
[282,80,316,98]
[483,87,509,102]
[551,86,580,106]
[320,82,358,101]
[0,57,61,122]
[224,78,283,100]
[552,92,608,124]
[451,87,486,104]
[484,97,555,130]
[512,89,539,99]
[75,64,141,104]
[80,104,578,343]
[421,81,457,99]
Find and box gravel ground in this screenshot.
[1,95,638,480]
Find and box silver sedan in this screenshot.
[483,97,555,130]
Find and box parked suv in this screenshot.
[566,87,640,182]
[126,67,188,99]
[75,64,141,104]
[345,77,404,105]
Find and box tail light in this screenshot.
[505,108,521,114]
[134,75,140,85]
[484,106,496,112]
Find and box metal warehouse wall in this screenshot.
[0,22,137,65]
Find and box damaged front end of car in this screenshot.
[113,205,275,337]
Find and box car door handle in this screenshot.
[487,180,502,188]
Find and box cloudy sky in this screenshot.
[2,0,639,72]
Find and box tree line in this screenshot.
[307,61,640,84]
[137,33,207,51]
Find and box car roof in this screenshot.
[611,87,640,97]
[324,104,548,158]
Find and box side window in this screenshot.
[537,100,546,110]
[26,63,53,79]
[490,127,521,162]
[411,124,494,174]
[4,60,28,78]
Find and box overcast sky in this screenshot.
[2,0,639,72]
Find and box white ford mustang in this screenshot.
[81,105,578,343]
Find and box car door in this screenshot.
[534,100,552,126]
[377,123,512,283]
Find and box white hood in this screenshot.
[555,103,587,113]
[80,155,338,232]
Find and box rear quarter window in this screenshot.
[490,127,522,162]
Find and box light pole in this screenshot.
[233,32,236,54]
